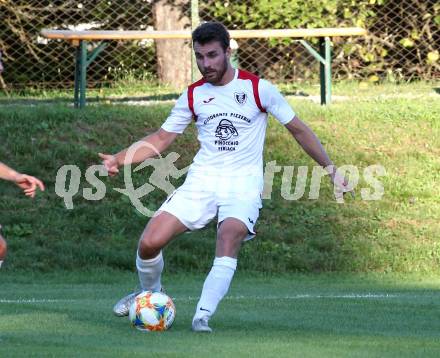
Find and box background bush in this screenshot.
[0,0,438,89]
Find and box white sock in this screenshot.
[136,251,164,292]
[194,256,237,320]
[0,260,3,268]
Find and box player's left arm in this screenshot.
[0,161,45,198]
[285,117,353,196]
[259,79,352,195]
[285,117,333,168]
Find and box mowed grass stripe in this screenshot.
[1,273,439,357]
[1,292,438,304]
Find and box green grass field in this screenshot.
[0,81,439,273]
[1,272,439,357]
[0,81,439,356]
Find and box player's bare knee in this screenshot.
[217,224,247,255]
[0,234,6,247]
[0,235,7,260]
[138,236,162,259]
[218,219,248,241]
[217,229,244,244]
[217,237,240,254]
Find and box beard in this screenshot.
[201,57,228,84]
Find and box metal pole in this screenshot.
[79,40,87,108]
[319,37,332,105]
[74,44,81,108]
[191,0,200,82]
[319,38,326,105]
[325,36,332,105]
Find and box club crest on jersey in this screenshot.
[215,119,238,140]
[234,92,247,105]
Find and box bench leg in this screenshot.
[319,37,332,105]
[74,45,81,108]
[73,41,108,108]
[79,41,87,108]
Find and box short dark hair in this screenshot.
[192,22,230,51]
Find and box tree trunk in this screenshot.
[153,0,192,90]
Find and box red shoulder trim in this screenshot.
[187,78,206,122]
[237,70,266,113]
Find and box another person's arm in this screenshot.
[0,162,45,197]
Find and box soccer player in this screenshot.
[100,22,352,332]
[0,161,45,268]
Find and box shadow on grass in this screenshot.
[0,93,181,107]
[0,90,313,107]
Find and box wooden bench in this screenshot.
[41,28,367,108]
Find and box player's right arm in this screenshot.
[99,129,179,176]
[99,90,193,176]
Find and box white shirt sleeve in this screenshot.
[161,90,193,134]
[259,79,296,125]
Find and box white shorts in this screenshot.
[158,174,262,240]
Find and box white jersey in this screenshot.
[162,69,295,184]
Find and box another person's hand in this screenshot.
[99,153,119,176]
[14,174,45,198]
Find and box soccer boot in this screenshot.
[113,287,166,317]
[191,316,212,333]
[113,291,141,317]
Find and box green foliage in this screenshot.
[208,0,372,29]
[202,0,379,80]
[201,0,440,81]
[1,0,438,90]
[0,0,155,87]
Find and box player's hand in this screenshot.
[99,152,119,176]
[14,174,45,198]
[330,170,355,201]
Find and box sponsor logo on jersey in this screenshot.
[215,119,239,151]
[230,112,251,123]
[234,92,247,105]
[215,119,238,141]
[203,112,228,125]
